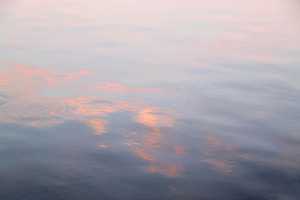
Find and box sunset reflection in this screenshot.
[203,134,248,174]
[136,108,176,127]
[0,62,105,132]
[132,108,185,178]
[0,61,186,178]
[95,82,189,98]
[1,0,299,198]
[0,61,91,92]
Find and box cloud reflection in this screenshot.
[0,61,252,178]
[0,61,187,178]
[95,82,190,98]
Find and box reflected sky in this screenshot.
[1,0,300,199]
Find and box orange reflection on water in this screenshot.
[0,61,183,138]
[0,61,251,177]
[136,108,176,127]
[0,61,108,133]
[62,97,133,117]
[0,61,91,93]
[203,134,248,174]
[3,61,251,179]
[84,118,107,135]
[140,128,162,148]
[95,82,190,98]
[144,164,184,178]
[134,148,184,178]
[131,107,185,178]
[173,146,186,157]
[203,134,234,173]
[0,62,186,178]
[134,149,156,162]
[95,82,162,94]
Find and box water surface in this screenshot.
[1,0,300,199]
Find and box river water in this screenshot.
[0,0,300,199]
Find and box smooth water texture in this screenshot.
[1,0,300,199]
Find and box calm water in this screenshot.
[1,0,300,199]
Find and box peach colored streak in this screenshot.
[95,82,162,94]
[173,146,187,157]
[144,164,184,178]
[203,134,234,173]
[131,107,185,178]
[0,61,186,178]
[95,82,190,98]
[136,108,176,127]
[0,61,91,93]
[203,134,249,174]
[85,119,107,135]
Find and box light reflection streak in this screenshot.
[0,61,91,92]
[95,82,190,98]
[0,61,106,132]
[0,61,248,177]
[0,61,187,177]
[173,146,186,157]
[136,108,176,127]
[203,134,248,174]
[132,108,185,178]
